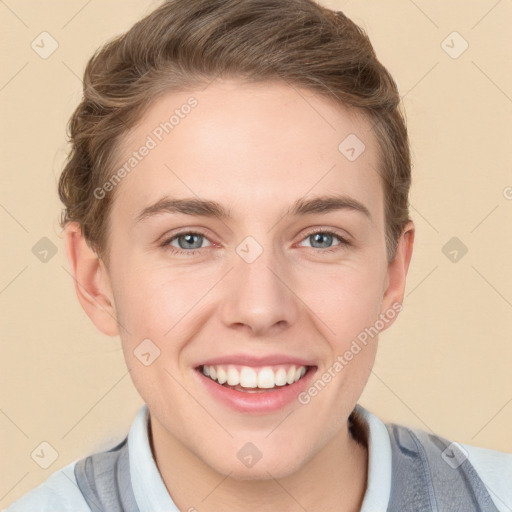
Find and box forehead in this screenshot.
[112,79,384,226]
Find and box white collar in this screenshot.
[354,403,392,511]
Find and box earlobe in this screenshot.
[380,221,415,320]
[64,222,119,337]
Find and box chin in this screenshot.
[202,446,306,481]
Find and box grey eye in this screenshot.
[308,232,335,249]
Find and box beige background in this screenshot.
[1,0,511,507]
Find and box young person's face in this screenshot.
[68,79,413,479]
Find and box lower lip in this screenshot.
[195,367,317,414]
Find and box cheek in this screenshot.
[296,266,382,419]
[112,263,196,327]
[300,262,385,345]
[112,268,199,404]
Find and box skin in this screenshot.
[65,79,414,511]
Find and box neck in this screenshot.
[149,411,369,512]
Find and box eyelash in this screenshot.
[160,229,350,257]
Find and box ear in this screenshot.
[379,220,415,326]
[64,222,119,337]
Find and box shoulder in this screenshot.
[461,442,512,512]
[396,423,512,512]
[3,460,91,512]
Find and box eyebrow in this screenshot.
[135,194,372,223]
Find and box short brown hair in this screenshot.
[58,0,411,266]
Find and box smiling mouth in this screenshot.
[197,364,314,393]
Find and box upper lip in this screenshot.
[196,354,316,368]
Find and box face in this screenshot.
[76,79,412,479]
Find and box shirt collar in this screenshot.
[128,403,392,511]
[354,403,392,511]
[129,404,179,511]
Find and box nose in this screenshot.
[218,243,300,337]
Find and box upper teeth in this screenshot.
[202,365,307,389]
